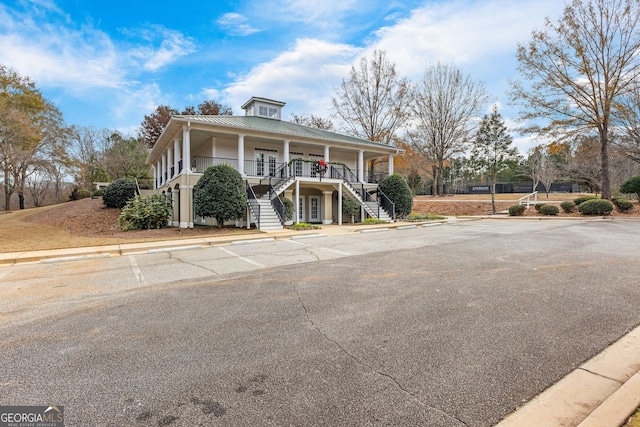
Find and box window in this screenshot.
[258,106,279,118]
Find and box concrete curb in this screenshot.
[496,325,640,427]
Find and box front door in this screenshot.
[309,196,320,222]
[298,197,305,222]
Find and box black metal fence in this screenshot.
[425,182,580,195]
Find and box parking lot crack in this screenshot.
[292,283,469,426]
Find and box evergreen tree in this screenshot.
[193,164,246,228]
[470,106,520,213]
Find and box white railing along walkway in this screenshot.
[518,191,538,209]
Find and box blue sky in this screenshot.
[0,0,565,152]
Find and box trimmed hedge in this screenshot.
[573,195,598,206]
[508,205,525,216]
[534,203,546,212]
[560,201,577,213]
[578,199,614,216]
[540,204,559,216]
[612,197,634,213]
[103,179,137,209]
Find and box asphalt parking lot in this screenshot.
[1,219,639,426]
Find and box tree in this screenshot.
[101,132,150,181]
[620,175,640,200]
[193,164,246,228]
[471,106,520,213]
[290,114,334,131]
[0,65,68,210]
[524,144,565,197]
[510,0,640,200]
[568,136,602,193]
[138,101,233,148]
[378,173,413,218]
[331,50,410,162]
[407,63,489,196]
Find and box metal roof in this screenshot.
[148,115,403,163]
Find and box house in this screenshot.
[146,97,403,230]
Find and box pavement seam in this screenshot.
[578,367,623,385]
[291,283,470,427]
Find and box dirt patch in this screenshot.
[0,198,259,253]
[413,195,640,217]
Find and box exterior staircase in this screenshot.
[250,198,283,230]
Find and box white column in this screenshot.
[324,145,330,162]
[295,179,300,224]
[173,139,180,174]
[211,137,217,158]
[153,166,157,190]
[238,134,245,176]
[358,150,364,182]
[167,148,173,179]
[338,184,343,225]
[182,125,191,173]
[156,160,161,186]
[284,140,290,163]
[161,153,167,185]
[388,154,394,175]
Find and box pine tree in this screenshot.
[471,106,520,214]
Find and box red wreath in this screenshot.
[315,160,328,175]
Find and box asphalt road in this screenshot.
[1,219,640,426]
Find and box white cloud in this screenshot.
[127,25,197,72]
[216,12,260,36]
[369,0,564,78]
[221,38,362,117]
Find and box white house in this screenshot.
[146,97,403,230]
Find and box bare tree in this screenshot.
[26,168,50,207]
[510,0,640,199]
[407,63,489,196]
[290,113,334,131]
[524,144,564,197]
[332,50,410,175]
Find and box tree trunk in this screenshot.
[18,193,25,210]
[600,128,611,199]
[490,181,496,214]
[431,164,437,197]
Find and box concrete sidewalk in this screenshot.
[1,216,638,426]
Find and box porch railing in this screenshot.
[192,156,238,173]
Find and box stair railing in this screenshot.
[378,188,395,220]
[246,181,260,229]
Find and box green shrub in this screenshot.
[620,175,640,201]
[288,222,321,231]
[103,179,137,209]
[573,195,598,206]
[378,174,413,218]
[578,199,614,216]
[540,204,559,216]
[118,194,172,231]
[279,196,295,221]
[362,218,388,225]
[342,197,360,220]
[406,213,445,221]
[534,203,546,212]
[91,189,104,198]
[560,201,577,213]
[194,165,246,228]
[508,205,525,216]
[612,197,634,212]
